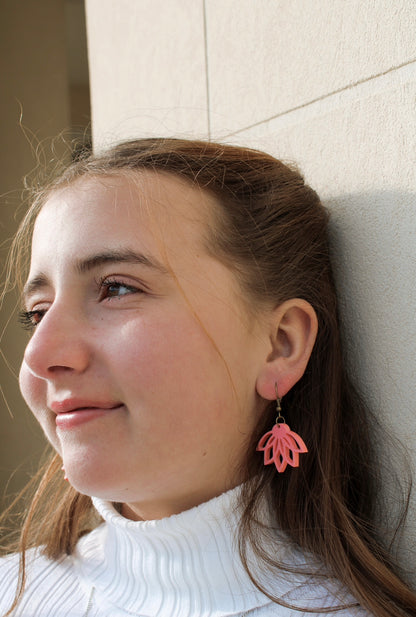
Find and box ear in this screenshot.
[255,299,318,400]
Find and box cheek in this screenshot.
[109,312,223,405]
[19,362,61,451]
[113,311,244,432]
[110,316,203,386]
[19,361,45,414]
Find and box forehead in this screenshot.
[31,172,217,264]
[26,171,254,328]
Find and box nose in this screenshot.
[23,303,91,380]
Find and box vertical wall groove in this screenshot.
[202,0,211,139]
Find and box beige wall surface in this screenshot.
[86,0,208,146]
[87,0,415,583]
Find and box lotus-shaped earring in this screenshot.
[256,384,307,473]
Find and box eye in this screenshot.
[18,309,46,331]
[99,278,142,300]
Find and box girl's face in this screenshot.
[19,173,268,520]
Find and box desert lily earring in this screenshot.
[256,383,308,473]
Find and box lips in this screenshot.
[50,398,123,414]
[50,398,124,429]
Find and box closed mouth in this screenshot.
[50,399,124,414]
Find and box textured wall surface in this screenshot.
[85,0,416,582]
[86,0,208,144]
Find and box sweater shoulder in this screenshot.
[246,592,373,617]
[0,548,90,617]
[247,604,372,617]
[279,577,374,616]
[243,565,375,616]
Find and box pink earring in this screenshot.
[256,384,308,473]
[61,465,68,481]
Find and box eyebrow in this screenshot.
[74,249,169,275]
[23,249,169,301]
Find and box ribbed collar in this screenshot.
[73,486,300,617]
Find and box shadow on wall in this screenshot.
[327,189,416,582]
[327,189,416,425]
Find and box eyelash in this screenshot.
[97,277,143,300]
[19,279,143,331]
[18,310,46,331]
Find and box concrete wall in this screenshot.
[90,0,416,580]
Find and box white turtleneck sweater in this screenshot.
[0,487,370,617]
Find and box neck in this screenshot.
[119,481,243,521]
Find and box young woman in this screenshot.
[1,138,415,616]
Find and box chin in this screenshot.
[65,468,132,503]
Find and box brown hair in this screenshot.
[2,138,415,616]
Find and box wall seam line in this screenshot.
[202,0,211,140]
[223,57,416,139]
